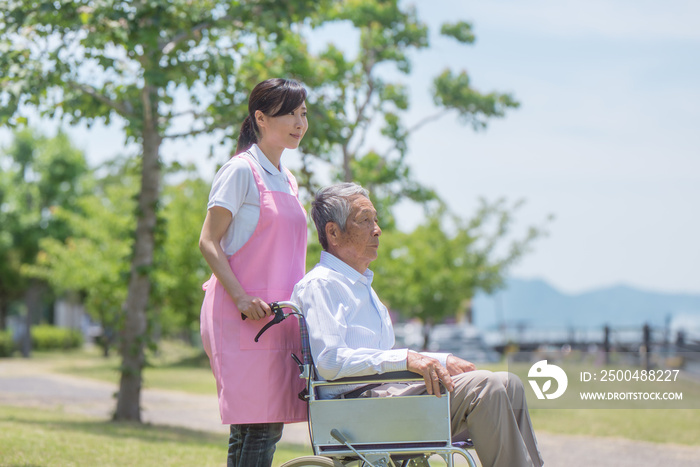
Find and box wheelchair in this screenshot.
[257,301,478,467]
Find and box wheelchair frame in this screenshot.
[269,301,477,467]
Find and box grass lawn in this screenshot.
[3,404,699,467]
[0,406,311,467]
[530,407,700,445]
[1,343,313,465]
[2,342,699,467]
[31,340,219,395]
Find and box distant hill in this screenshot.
[472,278,700,333]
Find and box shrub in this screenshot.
[31,325,83,351]
[0,330,14,357]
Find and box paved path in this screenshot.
[1,359,699,466]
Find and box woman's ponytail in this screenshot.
[235,114,258,155]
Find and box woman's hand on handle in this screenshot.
[236,295,272,321]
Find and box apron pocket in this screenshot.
[239,314,301,351]
[238,289,301,351]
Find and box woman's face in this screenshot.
[256,101,308,151]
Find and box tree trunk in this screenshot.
[114,85,161,421]
[422,320,432,351]
[342,144,352,182]
[464,298,473,325]
[0,297,6,331]
[20,279,43,358]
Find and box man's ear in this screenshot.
[325,222,341,248]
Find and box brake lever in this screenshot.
[253,302,287,342]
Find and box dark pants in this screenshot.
[227,423,284,467]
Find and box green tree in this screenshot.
[2,0,522,421]
[0,128,88,353]
[151,169,211,343]
[27,158,212,354]
[25,156,138,357]
[0,0,328,421]
[372,200,550,349]
[297,0,519,226]
[300,0,521,272]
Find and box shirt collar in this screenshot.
[249,144,285,177]
[319,251,374,285]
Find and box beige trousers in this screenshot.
[368,370,544,467]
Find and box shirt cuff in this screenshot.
[381,348,408,373]
[420,352,452,368]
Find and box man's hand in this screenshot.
[407,351,454,397]
[446,355,477,376]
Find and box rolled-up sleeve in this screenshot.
[207,159,250,215]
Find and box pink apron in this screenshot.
[200,153,307,424]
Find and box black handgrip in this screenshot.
[241,301,274,321]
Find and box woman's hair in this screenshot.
[311,183,370,251]
[234,78,308,155]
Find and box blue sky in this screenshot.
[3,1,698,295]
[394,0,700,295]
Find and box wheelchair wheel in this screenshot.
[280,455,336,466]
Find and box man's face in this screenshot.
[333,195,382,272]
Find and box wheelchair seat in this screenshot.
[310,372,451,455]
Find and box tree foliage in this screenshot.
[24,156,138,357]
[26,157,212,354]
[0,128,88,339]
[299,0,523,273]
[151,170,211,342]
[372,199,550,347]
[1,0,527,420]
[0,0,328,421]
[296,0,520,227]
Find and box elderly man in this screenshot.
[291,183,543,467]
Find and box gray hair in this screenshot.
[311,183,370,250]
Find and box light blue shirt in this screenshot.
[291,251,449,399]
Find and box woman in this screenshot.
[199,78,308,467]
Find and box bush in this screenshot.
[31,325,83,351]
[0,330,14,357]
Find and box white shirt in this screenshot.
[207,144,293,256]
[291,251,449,399]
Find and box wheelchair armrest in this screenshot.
[324,370,422,386]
